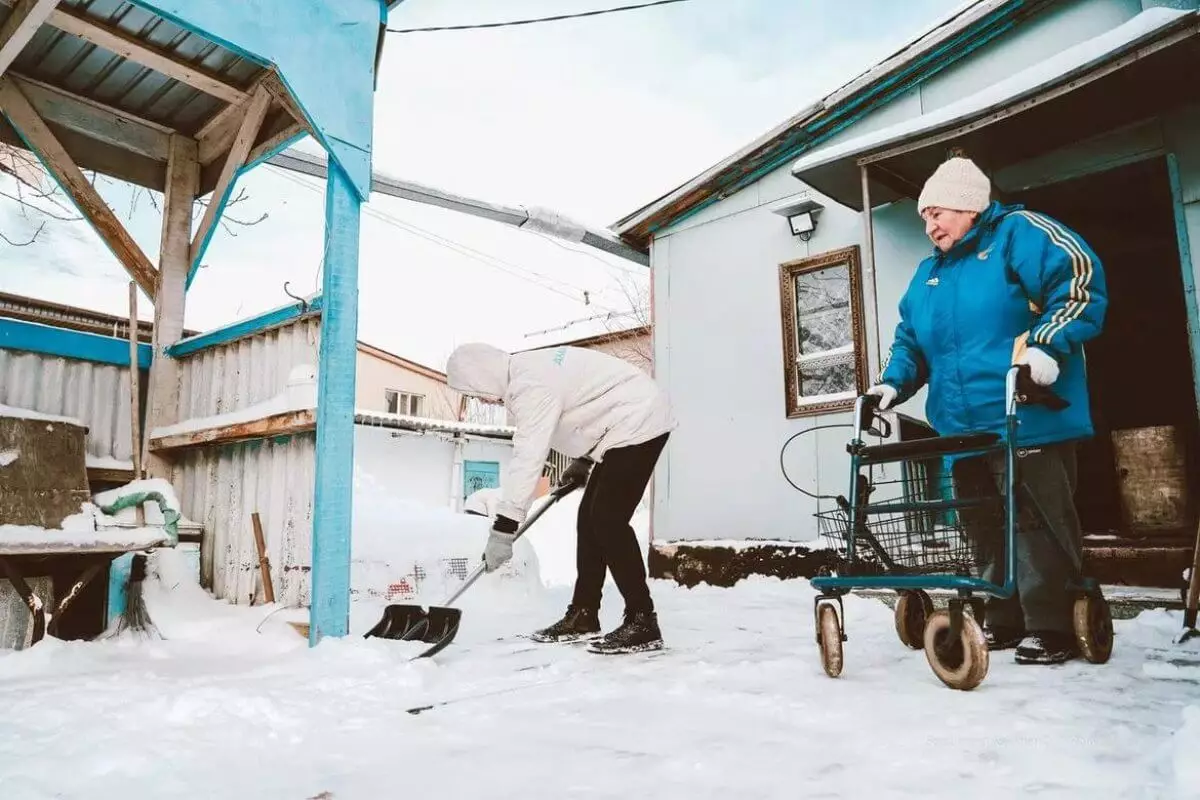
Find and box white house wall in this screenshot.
[354,425,513,511]
[649,0,1198,546]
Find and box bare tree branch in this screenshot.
[0,220,44,246]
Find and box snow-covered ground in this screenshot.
[2,539,1200,799]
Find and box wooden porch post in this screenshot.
[309,159,361,644]
[144,135,198,479]
[859,164,883,382]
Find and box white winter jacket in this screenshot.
[446,343,675,523]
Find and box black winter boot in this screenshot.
[530,605,601,643]
[984,625,1026,651]
[1014,631,1078,665]
[586,609,663,654]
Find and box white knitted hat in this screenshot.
[917,157,991,213]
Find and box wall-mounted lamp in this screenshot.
[769,194,825,242]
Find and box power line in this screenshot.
[387,0,693,34]
[269,166,624,311]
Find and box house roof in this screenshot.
[518,323,650,353]
[356,340,448,383]
[0,289,198,343]
[0,0,292,196]
[516,310,647,352]
[611,0,1058,251]
[789,6,1200,210]
[354,410,514,439]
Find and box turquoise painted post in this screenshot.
[1166,153,1200,423]
[310,160,361,645]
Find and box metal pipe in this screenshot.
[266,149,650,267]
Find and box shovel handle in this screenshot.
[440,483,578,607]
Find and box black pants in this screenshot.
[571,432,669,615]
[953,442,1083,634]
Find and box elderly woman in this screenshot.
[869,156,1108,665]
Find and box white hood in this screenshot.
[446,343,511,402]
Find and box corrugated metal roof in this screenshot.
[2,0,260,136]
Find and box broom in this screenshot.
[108,552,162,640]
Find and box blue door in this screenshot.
[463,460,500,499]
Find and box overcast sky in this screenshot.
[3,0,963,370]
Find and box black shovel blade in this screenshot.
[364,604,431,640]
[363,603,463,654]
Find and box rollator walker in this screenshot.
[811,365,1114,690]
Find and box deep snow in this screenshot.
[2,539,1200,799]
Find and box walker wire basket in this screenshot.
[815,453,1006,580]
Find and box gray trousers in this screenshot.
[952,443,1084,634]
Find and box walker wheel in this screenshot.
[1073,593,1113,664]
[894,590,933,650]
[923,609,989,691]
[817,602,843,678]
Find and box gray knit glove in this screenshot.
[483,516,519,572]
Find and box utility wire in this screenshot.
[387,0,693,34]
[269,166,623,311]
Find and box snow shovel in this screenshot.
[364,482,578,658]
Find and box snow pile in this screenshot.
[0,503,166,552]
[0,449,18,467]
[93,478,183,525]
[350,466,542,605]
[1172,705,1200,790]
[2,567,1200,798]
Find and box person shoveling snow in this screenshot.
[445,341,675,654]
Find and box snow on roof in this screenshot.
[791,6,1196,177]
[354,409,515,439]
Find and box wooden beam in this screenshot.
[0,76,158,297]
[261,72,309,130]
[148,409,316,452]
[8,73,170,161]
[196,73,272,166]
[245,117,306,167]
[190,84,271,269]
[46,6,249,105]
[0,0,57,76]
[144,134,197,479]
[0,115,165,190]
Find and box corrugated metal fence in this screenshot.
[167,316,321,606]
[0,347,140,469]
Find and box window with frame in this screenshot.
[385,389,425,417]
[778,245,868,417]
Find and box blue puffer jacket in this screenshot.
[880,200,1107,447]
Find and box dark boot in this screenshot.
[586,609,663,654]
[1014,631,1078,665]
[530,605,601,643]
[984,625,1026,651]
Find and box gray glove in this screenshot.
[483,516,519,572]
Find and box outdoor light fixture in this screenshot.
[769,194,825,242]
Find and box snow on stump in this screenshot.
[0,413,90,529]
